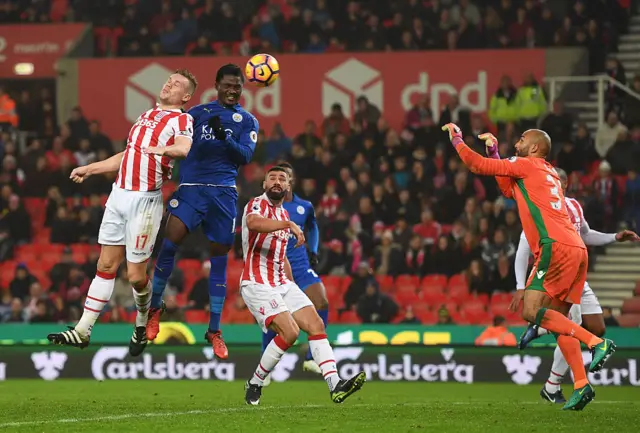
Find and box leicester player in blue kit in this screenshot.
[260,162,329,382]
[147,64,258,359]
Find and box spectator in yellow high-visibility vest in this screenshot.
[488,75,519,141]
[516,73,547,131]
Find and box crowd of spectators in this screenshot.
[0,0,636,325]
[0,0,630,60]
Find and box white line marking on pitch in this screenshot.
[0,401,636,428]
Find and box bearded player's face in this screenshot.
[264,170,289,201]
[514,133,532,157]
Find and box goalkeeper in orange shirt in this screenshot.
[441,123,616,411]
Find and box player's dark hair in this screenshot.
[277,161,293,171]
[267,166,288,175]
[216,64,244,83]
[554,167,568,183]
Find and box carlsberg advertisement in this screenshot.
[1,346,639,386]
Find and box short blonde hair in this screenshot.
[175,68,198,95]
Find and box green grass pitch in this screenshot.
[0,381,638,432]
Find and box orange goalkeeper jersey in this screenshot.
[456,144,586,256]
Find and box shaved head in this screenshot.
[514,129,552,159]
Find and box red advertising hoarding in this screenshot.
[76,50,546,139]
[0,24,86,78]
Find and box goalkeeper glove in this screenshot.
[478,132,500,159]
[441,123,464,148]
[207,116,228,141]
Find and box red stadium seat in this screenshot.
[447,283,469,303]
[185,310,208,323]
[621,297,640,314]
[618,314,640,327]
[419,285,446,306]
[395,291,419,307]
[340,276,352,292]
[396,275,419,287]
[376,275,394,293]
[421,274,448,288]
[491,292,512,304]
[490,301,511,318]
[448,274,468,289]
[340,311,360,324]
[321,275,342,293]
[416,309,437,324]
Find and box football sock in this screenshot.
[208,255,227,332]
[535,308,602,348]
[132,277,152,327]
[262,329,277,353]
[545,345,569,393]
[151,239,179,308]
[250,335,290,386]
[309,333,341,391]
[306,309,329,361]
[556,335,589,390]
[75,270,116,337]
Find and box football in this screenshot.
[245,53,280,87]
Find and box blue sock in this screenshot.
[306,309,329,361]
[262,329,277,353]
[151,239,179,308]
[208,255,227,332]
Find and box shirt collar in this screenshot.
[213,100,241,111]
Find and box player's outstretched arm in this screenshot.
[442,123,528,178]
[144,136,192,159]
[70,151,124,183]
[580,218,640,245]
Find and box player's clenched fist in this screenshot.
[69,166,91,183]
[288,221,305,247]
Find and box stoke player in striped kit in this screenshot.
[512,167,639,403]
[47,69,198,356]
[241,166,366,405]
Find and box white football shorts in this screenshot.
[568,281,603,325]
[241,280,313,332]
[98,184,163,263]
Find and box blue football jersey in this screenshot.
[283,194,319,270]
[180,100,258,187]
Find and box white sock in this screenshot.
[545,345,569,393]
[250,335,289,386]
[75,272,116,337]
[537,327,549,337]
[132,278,152,327]
[309,334,341,391]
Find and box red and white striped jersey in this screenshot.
[565,197,585,234]
[241,194,291,287]
[115,107,194,191]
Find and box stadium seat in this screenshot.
[177,259,202,273]
[419,285,446,306]
[489,301,511,318]
[416,309,437,324]
[421,274,448,288]
[185,310,208,323]
[395,291,419,308]
[376,275,394,293]
[441,300,459,314]
[617,314,640,327]
[447,283,469,303]
[396,275,419,289]
[490,292,512,304]
[339,311,360,324]
[340,276,352,292]
[447,274,468,289]
[321,275,343,293]
[621,297,640,314]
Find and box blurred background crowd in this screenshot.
[0,0,635,327]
